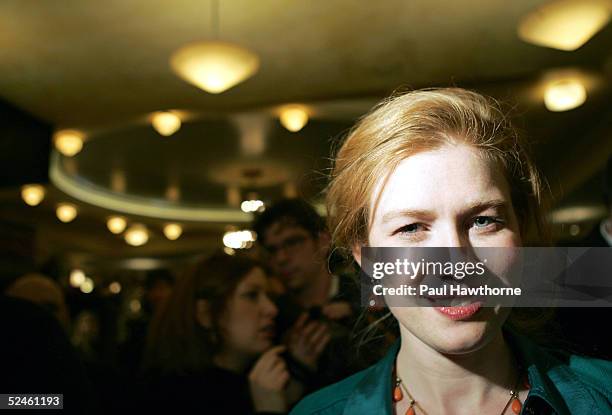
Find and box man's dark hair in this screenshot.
[253,198,326,242]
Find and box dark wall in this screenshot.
[0,99,52,187]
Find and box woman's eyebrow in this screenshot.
[240,282,265,291]
[381,209,436,224]
[461,199,508,217]
[380,200,508,224]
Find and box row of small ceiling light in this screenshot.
[19,0,609,248]
[20,186,184,246]
[21,182,265,249]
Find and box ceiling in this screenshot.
[0,0,611,273]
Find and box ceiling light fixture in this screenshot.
[125,224,149,246]
[163,223,183,240]
[518,0,611,51]
[170,0,259,94]
[279,106,309,132]
[222,230,256,249]
[69,269,86,288]
[241,199,265,213]
[109,282,122,294]
[54,129,85,157]
[21,184,45,206]
[107,216,127,234]
[544,79,587,111]
[152,111,182,136]
[56,203,78,223]
[80,277,94,294]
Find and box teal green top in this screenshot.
[290,330,612,414]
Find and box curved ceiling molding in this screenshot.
[49,152,252,223]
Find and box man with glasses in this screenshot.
[253,198,360,389]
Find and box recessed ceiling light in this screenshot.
[152,111,182,136]
[107,216,127,234]
[279,106,309,132]
[544,79,587,111]
[21,184,45,206]
[163,223,183,240]
[54,130,85,157]
[56,203,78,223]
[125,224,149,246]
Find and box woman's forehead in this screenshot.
[236,267,267,288]
[370,144,511,220]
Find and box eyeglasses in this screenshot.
[264,235,309,257]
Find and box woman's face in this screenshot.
[220,267,278,357]
[365,143,521,354]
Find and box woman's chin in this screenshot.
[396,307,503,355]
[432,325,492,354]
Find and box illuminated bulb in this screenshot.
[129,299,142,313]
[569,224,581,236]
[109,281,122,294]
[241,200,265,213]
[21,184,45,206]
[518,0,611,51]
[54,130,84,157]
[223,230,257,249]
[107,216,127,234]
[152,111,182,136]
[125,224,149,246]
[80,277,94,294]
[56,203,78,223]
[544,79,587,112]
[163,223,183,240]
[170,41,260,94]
[69,269,86,287]
[279,106,309,132]
[224,247,236,256]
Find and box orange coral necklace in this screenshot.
[392,369,530,415]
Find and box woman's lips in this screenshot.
[259,324,276,338]
[434,301,482,320]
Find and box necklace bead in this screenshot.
[393,385,403,402]
[511,397,522,414]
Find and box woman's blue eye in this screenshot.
[473,216,499,228]
[397,223,421,234]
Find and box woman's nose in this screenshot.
[435,223,470,248]
[262,294,278,318]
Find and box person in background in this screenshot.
[118,268,175,377]
[5,272,70,330]
[253,199,363,387]
[142,253,308,413]
[0,295,99,414]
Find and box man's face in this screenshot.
[261,221,327,291]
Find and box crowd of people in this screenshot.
[1,88,611,414]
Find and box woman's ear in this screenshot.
[195,299,212,328]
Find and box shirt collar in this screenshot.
[342,341,398,414]
[503,327,570,414]
[342,327,570,415]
